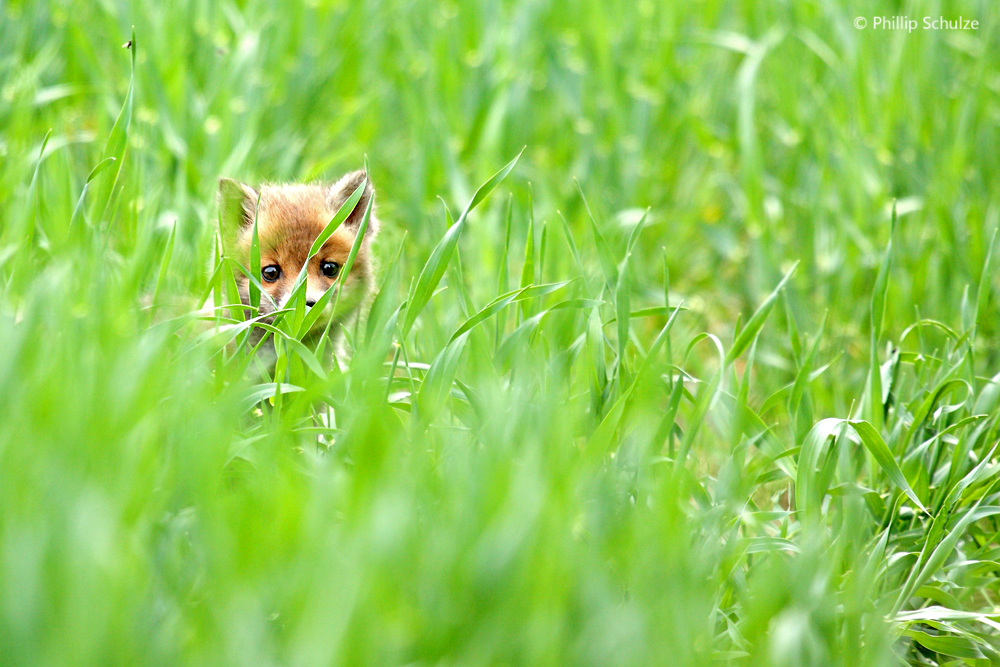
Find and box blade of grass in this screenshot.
[519,186,536,320]
[69,156,116,231]
[451,281,570,342]
[401,149,523,337]
[575,179,618,291]
[867,203,896,432]
[726,261,798,365]
[148,218,177,321]
[248,189,263,312]
[495,195,514,347]
[92,27,135,225]
[9,128,52,248]
[848,420,928,514]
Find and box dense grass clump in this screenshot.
[1,1,999,665]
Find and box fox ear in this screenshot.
[327,170,376,235]
[218,178,257,235]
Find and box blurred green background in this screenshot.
[1,0,999,665]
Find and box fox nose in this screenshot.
[306,300,316,307]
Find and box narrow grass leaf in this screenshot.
[402,150,522,337]
[495,299,600,371]
[894,497,985,614]
[520,187,535,291]
[365,234,406,345]
[796,418,846,519]
[789,311,827,436]
[239,383,305,413]
[556,211,590,294]
[150,218,177,313]
[848,420,927,514]
[725,261,798,365]
[249,190,263,311]
[585,300,682,458]
[973,222,999,336]
[451,281,569,342]
[11,128,52,247]
[576,181,618,291]
[896,607,1000,634]
[416,332,470,423]
[496,195,513,344]
[93,27,135,223]
[903,629,988,662]
[69,156,117,230]
[867,204,895,431]
[674,333,725,469]
[614,250,631,388]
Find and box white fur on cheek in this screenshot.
[273,292,290,312]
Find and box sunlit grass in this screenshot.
[1,1,999,665]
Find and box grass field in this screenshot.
[2,0,1000,665]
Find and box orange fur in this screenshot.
[217,170,378,350]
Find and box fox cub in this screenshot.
[217,170,378,357]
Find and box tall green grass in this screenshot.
[1,1,999,665]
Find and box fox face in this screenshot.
[218,170,378,344]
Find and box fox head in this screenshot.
[217,170,378,335]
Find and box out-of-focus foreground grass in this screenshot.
[1,1,999,665]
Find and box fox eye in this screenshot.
[261,265,281,282]
[320,261,340,279]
